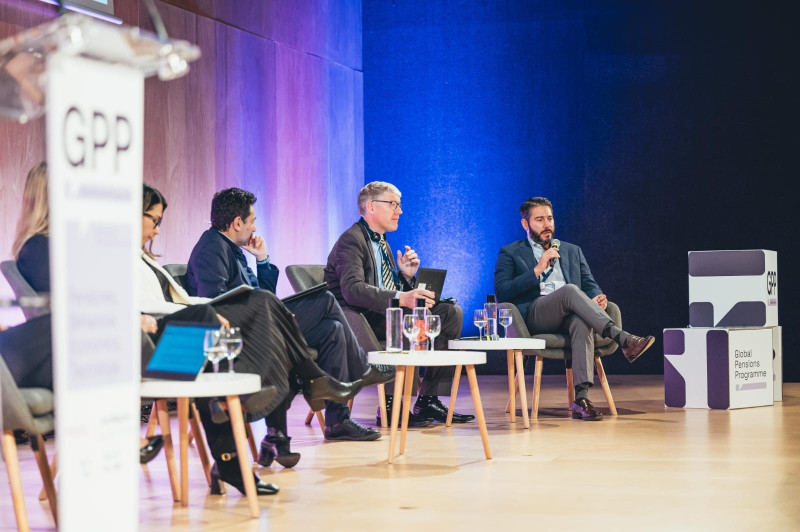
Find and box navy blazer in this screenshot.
[493,238,602,319]
[186,229,279,298]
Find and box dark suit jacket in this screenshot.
[324,221,414,314]
[186,229,279,298]
[494,238,602,319]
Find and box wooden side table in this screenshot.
[367,350,491,463]
[140,372,261,518]
[449,338,545,429]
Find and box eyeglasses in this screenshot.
[143,212,162,227]
[371,199,402,212]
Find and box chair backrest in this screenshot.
[163,263,189,290]
[0,260,50,320]
[286,264,383,352]
[285,265,325,292]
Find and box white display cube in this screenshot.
[688,249,777,327]
[664,327,774,409]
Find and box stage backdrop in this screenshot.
[363,2,797,380]
[0,0,364,324]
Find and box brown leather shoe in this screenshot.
[622,334,655,363]
[571,398,603,421]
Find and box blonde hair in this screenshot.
[11,161,49,258]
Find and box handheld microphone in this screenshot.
[549,239,561,267]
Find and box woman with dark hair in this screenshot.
[138,183,361,493]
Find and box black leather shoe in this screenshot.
[303,376,364,412]
[140,435,164,464]
[378,395,432,428]
[572,398,603,421]
[210,457,279,496]
[361,364,395,387]
[324,418,382,441]
[622,334,655,363]
[413,395,474,424]
[257,432,301,468]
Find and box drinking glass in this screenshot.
[473,309,487,341]
[403,314,420,351]
[498,308,513,338]
[425,315,441,351]
[221,327,243,373]
[203,329,225,373]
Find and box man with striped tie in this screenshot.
[325,182,473,427]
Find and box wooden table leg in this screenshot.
[506,350,516,421]
[466,365,492,459]
[146,405,158,438]
[447,364,463,427]
[227,395,259,519]
[515,350,530,429]
[531,356,543,420]
[378,383,388,428]
[189,402,212,486]
[400,365,414,455]
[156,399,180,502]
[177,397,189,507]
[388,366,406,464]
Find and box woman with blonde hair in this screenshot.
[12,161,50,292]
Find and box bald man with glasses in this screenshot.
[324,181,473,427]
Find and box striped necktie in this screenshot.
[380,237,398,290]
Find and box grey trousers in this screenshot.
[526,285,614,386]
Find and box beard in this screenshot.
[529,227,554,247]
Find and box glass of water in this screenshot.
[425,315,441,351]
[221,327,243,373]
[403,314,420,351]
[203,329,226,373]
[473,309,487,341]
[498,308,513,338]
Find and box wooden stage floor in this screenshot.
[2,375,799,531]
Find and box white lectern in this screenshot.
[0,12,199,531]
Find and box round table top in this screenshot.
[140,372,261,399]
[368,350,486,366]
[449,337,546,350]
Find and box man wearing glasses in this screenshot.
[324,181,473,427]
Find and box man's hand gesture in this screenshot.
[396,245,420,280]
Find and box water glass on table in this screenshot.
[403,314,420,351]
[473,309,487,341]
[203,329,226,373]
[498,308,513,338]
[221,327,243,373]
[425,315,441,351]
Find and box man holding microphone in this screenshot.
[494,197,655,421]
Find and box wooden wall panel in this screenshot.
[1,0,364,317]
[272,0,362,71]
